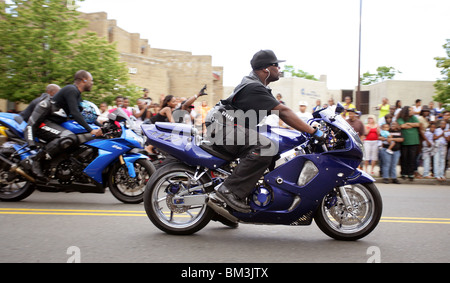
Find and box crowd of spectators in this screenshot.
[96,89,211,135]
[273,96,449,183]
[351,98,449,183]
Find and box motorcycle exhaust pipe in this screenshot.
[207,193,239,223]
[0,154,36,183]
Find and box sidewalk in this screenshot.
[369,165,450,186]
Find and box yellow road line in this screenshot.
[0,211,146,217]
[0,208,192,218]
[0,208,449,224]
[382,216,450,221]
[381,216,450,224]
[0,208,146,213]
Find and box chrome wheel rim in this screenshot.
[151,172,207,229]
[321,184,375,234]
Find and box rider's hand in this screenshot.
[312,128,326,143]
[91,129,103,137]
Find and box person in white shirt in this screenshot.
[422,122,436,178]
[434,120,449,181]
[97,102,110,124]
[296,101,313,123]
[412,99,422,117]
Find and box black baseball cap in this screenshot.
[251,50,285,70]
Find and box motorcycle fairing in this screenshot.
[0,113,27,139]
[61,120,100,134]
[83,138,148,184]
[141,123,228,169]
[235,152,367,225]
[259,126,307,154]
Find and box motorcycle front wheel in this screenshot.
[144,162,214,235]
[108,159,155,204]
[314,183,382,241]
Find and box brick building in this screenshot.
[80,12,223,107]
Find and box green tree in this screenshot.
[360,66,401,85]
[283,65,318,81]
[0,0,130,105]
[434,39,450,109]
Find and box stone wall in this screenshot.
[80,12,223,107]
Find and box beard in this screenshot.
[84,84,92,92]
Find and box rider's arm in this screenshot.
[65,93,93,132]
[274,103,315,135]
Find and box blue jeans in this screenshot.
[379,147,401,179]
[422,148,433,177]
[434,145,448,178]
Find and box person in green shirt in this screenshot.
[396,106,421,180]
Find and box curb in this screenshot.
[374,177,450,186]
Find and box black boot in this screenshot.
[29,150,47,181]
[216,185,251,213]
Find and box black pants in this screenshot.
[34,120,78,157]
[400,144,419,177]
[212,124,277,199]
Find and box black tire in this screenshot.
[144,162,215,235]
[0,148,35,202]
[108,158,155,204]
[314,183,383,241]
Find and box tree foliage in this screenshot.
[282,65,318,81]
[360,66,402,85]
[434,39,450,109]
[0,0,130,105]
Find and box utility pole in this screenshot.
[356,0,362,110]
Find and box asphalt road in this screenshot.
[0,183,449,263]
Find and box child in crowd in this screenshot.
[434,120,450,181]
[380,123,396,154]
[422,122,436,179]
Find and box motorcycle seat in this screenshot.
[199,141,235,162]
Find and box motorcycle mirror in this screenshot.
[335,103,345,115]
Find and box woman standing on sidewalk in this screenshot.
[397,106,421,181]
[363,115,380,175]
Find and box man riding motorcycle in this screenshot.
[206,50,325,213]
[24,70,102,180]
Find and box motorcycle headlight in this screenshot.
[297,160,319,187]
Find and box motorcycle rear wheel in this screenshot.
[0,148,35,202]
[144,163,214,235]
[314,183,382,241]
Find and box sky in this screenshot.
[76,0,450,90]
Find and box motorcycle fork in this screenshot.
[119,155,125,165]
[338,186,354,213]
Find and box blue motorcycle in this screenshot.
[0,108,155,203]
[141,104,382,241]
